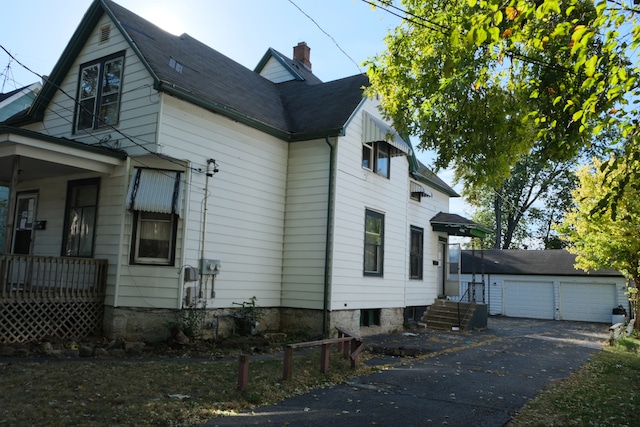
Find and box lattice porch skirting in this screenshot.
[0,299,104,343]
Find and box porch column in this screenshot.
[3,156,19,254]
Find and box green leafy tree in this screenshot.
[365,0,631,197]
[468,154,577,249]
[555,156,640,327]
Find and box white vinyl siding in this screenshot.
[405,178,449,308]
[34,14,160,155]
[330,106,408,310]
[157,96,287,309]
[258,56,298,83]
[281,141,330,309]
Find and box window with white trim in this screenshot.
[75,51,124,132]
[131,211,177,265]
[362,141,391,178]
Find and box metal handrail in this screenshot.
[457,286,473,328]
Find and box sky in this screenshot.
[0,0,470,215]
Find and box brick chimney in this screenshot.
[293,42,312,69]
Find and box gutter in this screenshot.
[322,136,335,337]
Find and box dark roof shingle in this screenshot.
[461,249,623,277]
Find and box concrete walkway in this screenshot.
[204,316,609,427]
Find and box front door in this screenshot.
[12,193,37,255]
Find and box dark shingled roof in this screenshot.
[461,249,623,277]
[104,0,365,140]
[414,160,458,197]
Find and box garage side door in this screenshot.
[560,282,615,323]
[504,281,554,319]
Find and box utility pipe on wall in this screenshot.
[199,159,217,300]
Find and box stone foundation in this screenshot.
[328,307,404,337]
[104,306,280,342]
[103,305,406,342]
[279,308,324,336]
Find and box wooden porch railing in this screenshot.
[0,255,109,343]
[0,255,108,301]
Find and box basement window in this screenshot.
[360,309,381,326]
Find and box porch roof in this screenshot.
[0,126,126,184]
[430,212,492,238]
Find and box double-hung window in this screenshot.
[410,226,424,279]
[75,51,125,132]
[364,209,384,276]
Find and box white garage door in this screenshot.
[560,282,616,323]
[504,281,555,319]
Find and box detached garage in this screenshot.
[459,250,628,323]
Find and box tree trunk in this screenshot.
[493,192,502,250]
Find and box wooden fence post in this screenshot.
[283,347,293,381]
[237,354,249,390]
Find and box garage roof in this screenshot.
[461,249,623,277]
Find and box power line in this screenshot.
[287,0,363,74]
[0,44,209,177]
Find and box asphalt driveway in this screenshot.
[204,316,609,427]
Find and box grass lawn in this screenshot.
[509,337,640,426]
[0,350,376,426]
[3,334,639,426]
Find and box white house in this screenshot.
[457,249,628,324]
[0,0,487,343]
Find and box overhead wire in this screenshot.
[287,0,363,75]
[0,44,215,193]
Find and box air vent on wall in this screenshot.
[99,25,111,44]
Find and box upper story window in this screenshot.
[75,51,125,132]
[362,141,391,178]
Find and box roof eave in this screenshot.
[412,170,460,197]
[158,82,292,141]
[0,125,127,160]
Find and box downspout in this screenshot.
[323,137,335,337]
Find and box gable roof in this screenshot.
[254,47,323,85]
[13,0,367,142]
[461,249,623,277]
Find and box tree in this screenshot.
[365,0,633,196]
[468,154,577,249]
[555,156,640,327]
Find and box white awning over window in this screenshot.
[410,181,433,197]
[127,168,183,217]
[362,111,412,156]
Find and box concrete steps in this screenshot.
[420,300,476,331]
